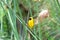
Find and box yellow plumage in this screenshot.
[28,17,34,29]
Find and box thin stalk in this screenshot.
[1,18,3,32]
[8,11,19,40]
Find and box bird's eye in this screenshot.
[29,18,31,20]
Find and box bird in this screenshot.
[28,17,34,29]
[28,9,49,29]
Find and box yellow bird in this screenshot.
[28,17,34,29]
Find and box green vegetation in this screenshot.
[0,0,60,40]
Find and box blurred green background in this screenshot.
[0,0,60,40]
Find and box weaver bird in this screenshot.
[28,17,34,29]
[28,10,49,29]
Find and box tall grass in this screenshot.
[0,0,60,40]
